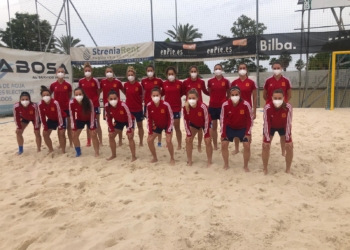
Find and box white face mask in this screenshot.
[239,70,247,76]
[147,72,154,78]
[273,100,283,108]
[84,71,91,78]
[168,75,175,82]
[109,100,117,107]
[128,76,135,82]
[214,70,222,76]
[106,72,113,78]
[57,72,65,78]
[273,69,282,76]
[42,96,51,103]
[152,96,160,104]
[75,95,83,102]
[21,100,30,107]
[190,73,197,78]
[231,96,240,103]
[188,99,197,107]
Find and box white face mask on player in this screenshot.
[273,100,283,108]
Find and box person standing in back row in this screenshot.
[263,61,292,103]
[78,62,103,146]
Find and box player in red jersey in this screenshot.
[78,62,102,146]
[50,67,73,147]
[141,65,163,147]
[182,65,210,152]
[263,61,292,103]
[231,63,257,155]
[105,89,136,162]
[146,87,175,165]
[262,89,293,175]
[220,86,253,172]
[161,66,183,150]
[207,63,230,150]
[69,87,99,157]
[100,67,125,146]
[13,92,41,155]
[38,86,67,154]
[124,66,144,146]
[183,89,213,167]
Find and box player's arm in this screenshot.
[105,103,114,132]
[147,106,153,135]
[220,103,228,138]
[183,107,192,137]
[69,100,76,131]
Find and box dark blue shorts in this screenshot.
[270,128,285,137]
[114,121,134,131]
[208,107,221,120]
[76,119,97,130]
[143,105,147,116]
[64,110,70,117]
[21,118,32,124]
[189,122,212,130]
[47,119,66,130]
[223,126,248,142]
[131,111,144,122]
[173,112,181,119]
[153,126,171,134]
[94,107,101,115]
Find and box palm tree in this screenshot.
[295,59,305,71]
[165,23,202,42]
[279,52,292,71]
[53,35,84,55]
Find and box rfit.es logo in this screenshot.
[260,38,297,51]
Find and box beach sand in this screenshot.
[0,108,350,250]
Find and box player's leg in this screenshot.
[96,113,103,146]
[204,135,213,167]
[136,121,144,146]
[34,124,42,152]
[166,132,175,165]
[127,129,137,162]
[72,129,83,157]
[58,128,66,154]
[107,130,117,161]
[43,129,54,154]
[285,141,293,173]
[221,140,230,170]
[211,120,218,150]
[174,118,182,150]
[186,127,198,166]
[242,141,251,172]
[147,133,159,163]
[262,136,273,175]
[16,122,28,155]
[197,129,203,153]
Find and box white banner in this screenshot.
[304,0,350,9]
[70,42,154,65]
[0,48,72,115]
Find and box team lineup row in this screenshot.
[13,62,293,174]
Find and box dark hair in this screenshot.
[272,61,282,68]
[214,63,223,69]
[189,65,198,72]
[107,89,118,98]
[165,66,177,75]
[238,63,249,76]
[230,86,241,94]
[40,85,51,95]
[74,87,92,115]
[105,67,113,73]
[151,86,161,95]
[146,65,156,77]
[20,91,31,102]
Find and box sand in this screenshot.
[0,108,350,250]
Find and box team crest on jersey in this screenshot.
[92,83,95,87]
[177,85,180,89]
[221,82,225,86]
[161,109,165,113]
[282,82,285,86]
[197,84,201,88]
[51,107,55,111]
[246,83,249,87]
[135,87,139,91]
[120,111,124,114]
[113,84,117,87]
[240,110,245,114]
[198,112,202,116]
[154,81,157,84]
[282,113,287,118]
[64,86,68,89]
[29,111,34,114]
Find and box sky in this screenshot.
[1,0,349,71]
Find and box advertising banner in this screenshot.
[0,48,72,115]
[154,36,256,61]
[304,0,350,10]
[70,42,154,65]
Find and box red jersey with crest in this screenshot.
[100,78,123,104]
[78,77,100,107]
[69,98,96,131]
[141,77,163,105]
[13,102,40,130]
[105,101,133,133]
[264,76,291,103]
[207,76,230,108]
[220,99,253,138]
[38,99,66,131]
[263,102,292,143]
[182,78,209,102]
[49,80,72,111]
[162,80,183,112]
[146,100,174,135]
[231,77,257,107]
[124,81,143,112]
[183,101,211,138]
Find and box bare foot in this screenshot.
[207,161,212,168]
[263,168,268,175]
[187,161,192,166]
[244,167,250,172]
[150,158,158,163]
[231,149,239,155]
[99,142,103,147]
[37,149,41,152]
[106,155,116,161]
[95,152,100,157]
[131,156,137,162]
[61,150,66,154]
[170,159,175,166]
[139,143,143,147]
[285,168,291,174]
[118,141,123,147]
[213,146,218,151]
[223,165,229,170]
[177,146,181,150]
[282,151,286,157]
[198,146,202,153]
[47,150,53,155]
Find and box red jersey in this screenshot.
[207,76,230,108]
[49,80,72,111]
[162,80,183,112]
[124,81,143,112]
[183,101,211,138]
[146,100,174,135]
[38,99,66,131]
[264,76,291,103]
[141,77,163,105]
[100,78,123,104]
[182,77,209,102]
[231,77,257,107]
[78,77,100,107]
[69,98,96,131]
[13,102,40,130]
[105,101,133,133]
[263,102,292,143]
[220,99,253,138]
